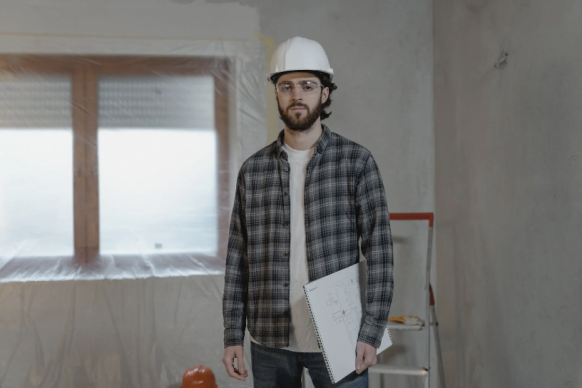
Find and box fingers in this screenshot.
[222,349,240,380]
[355,342,378,374]
[235,346,248,378]
[355,343,365,374]
[233,367,249,378]
[362,349,377,370]
[222,346,248,381]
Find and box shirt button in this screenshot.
[283,167,289,172]
[284,251,289,256]
[283,311,289,317]
[283,192,288,196]
[283,282,289,287]
[283,221,289,227]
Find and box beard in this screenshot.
[278,98,322,132]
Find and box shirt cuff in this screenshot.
[224,328,245,348]
[357,321,387,348]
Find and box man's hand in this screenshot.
[222,345,249,381]
[355,341,377,374]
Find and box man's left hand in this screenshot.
[355,341,377,374]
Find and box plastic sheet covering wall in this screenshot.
[0,41,265,388]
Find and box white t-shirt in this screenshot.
[281,142,320,353]
[250,142,320,352]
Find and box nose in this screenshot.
[291,86,303,100]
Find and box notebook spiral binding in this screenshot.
[386,326,393,344]
[303,285,337,383]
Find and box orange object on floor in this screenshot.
[181,365,218,388]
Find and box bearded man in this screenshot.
[222,36,394,388]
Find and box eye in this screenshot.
[302,84,315,91]
[280,84,292,92]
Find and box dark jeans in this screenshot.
[250,342,368,388]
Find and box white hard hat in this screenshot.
[267,37,334,83]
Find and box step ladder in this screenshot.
[368,213,445,388]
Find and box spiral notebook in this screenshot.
[303,261,392,384]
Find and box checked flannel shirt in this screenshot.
[223,124,394,349]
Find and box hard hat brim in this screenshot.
[267,68,334,83]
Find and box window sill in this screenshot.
[0,252,225,283]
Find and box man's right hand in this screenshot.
[222,345,248,381]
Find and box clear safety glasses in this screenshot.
[275,80,323,96]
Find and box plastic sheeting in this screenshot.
[0,40,266,388]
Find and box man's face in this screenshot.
[275,72,329,132]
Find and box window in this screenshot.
[0,74,74,258]
[0,56,230,272]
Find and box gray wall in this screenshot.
[435,0,582,387]
[227,0,435,214]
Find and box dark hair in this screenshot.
[271,71,338,120]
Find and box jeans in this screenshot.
[250,342,368,388]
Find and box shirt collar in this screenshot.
[275,124,331,160]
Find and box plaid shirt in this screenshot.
[223,125,394,349]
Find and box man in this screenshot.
[222,36,394,388]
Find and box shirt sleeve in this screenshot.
[355,154,394,348]
[223,169,249,348]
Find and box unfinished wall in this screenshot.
[248,0,435,215]
[434,0,582,387]
[0,0,434,387]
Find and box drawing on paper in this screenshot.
[325,276,363,348]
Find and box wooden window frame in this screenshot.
[0,55,230,266]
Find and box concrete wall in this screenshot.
[0,0,434,387]
[225,0,434,214]
[434,0,582,387]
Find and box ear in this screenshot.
[321,87,330,104]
